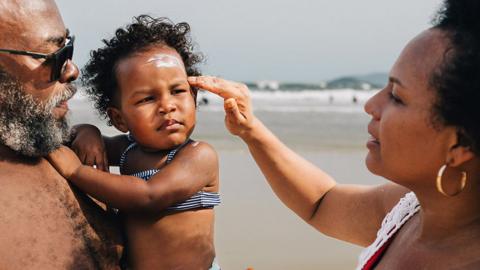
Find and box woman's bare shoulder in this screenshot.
[374,183,411,215]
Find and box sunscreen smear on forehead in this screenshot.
[146,54,183,68]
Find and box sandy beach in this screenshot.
[69,91,386,269]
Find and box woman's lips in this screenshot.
[366,135,380,149]
[367,123,380,148]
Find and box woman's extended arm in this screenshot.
[188,76,408,246]
[47,143,218,216]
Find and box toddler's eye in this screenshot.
[172,89,187,95]
[136,96,154,104]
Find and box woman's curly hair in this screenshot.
[430,0,480,155]
[82,15,203,125]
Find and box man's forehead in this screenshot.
[0,0,66,48]
[0,0,58,18]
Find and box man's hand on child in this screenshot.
[71,124,109,172]
[47,146,83,180]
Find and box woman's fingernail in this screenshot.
[225,99,235,109]
[187,76,196,82]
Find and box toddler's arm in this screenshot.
[70,124,109,171]
[47,143,218,216]
[70,124,130,169]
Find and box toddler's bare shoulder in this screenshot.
[181,141,218,164]
[187,141,217,154]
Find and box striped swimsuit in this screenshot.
[119,136,221,211]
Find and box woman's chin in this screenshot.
[365,154,381,175]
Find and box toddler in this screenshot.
[47,15,220,270]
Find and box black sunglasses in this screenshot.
[0,36,75,82]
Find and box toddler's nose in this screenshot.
[158,98,176,114]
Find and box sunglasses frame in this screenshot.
[0,36,75,82]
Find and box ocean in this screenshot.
[69,88,387,270]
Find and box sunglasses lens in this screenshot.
[50,37,74,81]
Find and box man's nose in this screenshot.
[59,60,79,83]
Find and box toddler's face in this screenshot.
[114,46,196,150]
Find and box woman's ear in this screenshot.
[107,107,129,133]
[446,130,475,167]
[448,145,475,167]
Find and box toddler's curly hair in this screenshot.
[82,15,203,125]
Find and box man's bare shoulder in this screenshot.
[0,157,123,269]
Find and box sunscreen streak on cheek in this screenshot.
[146,54,184,70]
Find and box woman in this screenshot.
[189,0,480,269]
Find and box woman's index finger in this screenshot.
[188,76,238,99]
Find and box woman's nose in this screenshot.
[59,60,79,83]
[364,90,382,120]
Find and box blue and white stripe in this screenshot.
[119,140,137,168]
[119,134,221,211]
[166,191,221,211]
[131,169,161,180]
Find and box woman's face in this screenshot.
[364,29,457,187]
[113,46,196,151]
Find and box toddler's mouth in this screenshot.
[159,119,182,130]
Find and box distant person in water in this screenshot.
[189,0,480,268]
[48,16,221,270]
[199,96,209,106]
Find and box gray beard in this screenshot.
[0,71,76,157]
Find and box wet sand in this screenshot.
[213,149,386,269]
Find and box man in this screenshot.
[0,0,122,269]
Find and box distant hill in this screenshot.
[326,77,372,90]
[326,72,387,90]
[355,72,388,87]
[243,72,388,91]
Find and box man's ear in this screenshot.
[107,107,129,133]
[446,131,475,167]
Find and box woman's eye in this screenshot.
[388,91,403,104]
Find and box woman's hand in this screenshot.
[47,145,83,179]
[188,76,258,138]
[70,124,109,171]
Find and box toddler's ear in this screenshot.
[107,107,129,133]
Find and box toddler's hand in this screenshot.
[71,124,109,171]
[47,146,83,179]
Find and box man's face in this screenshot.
[0,0,79,157]
[0,70,75,157]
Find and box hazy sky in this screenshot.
[56,0,443,82]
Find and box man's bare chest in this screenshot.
[0,161,122,269]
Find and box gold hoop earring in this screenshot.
[436,164,467,197]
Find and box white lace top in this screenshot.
[355,192,420,270]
